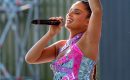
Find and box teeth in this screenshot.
[67,19,72,21]
[67,19,73,23]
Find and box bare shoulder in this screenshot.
[55,40,67,49]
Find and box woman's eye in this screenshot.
[75,12,80,14]
[73,10,81,14]
[66,9,81,15]
[74,11,80,14]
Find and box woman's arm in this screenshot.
[25,17,64,64]
[77,0,102,61]
[25,31,56,64]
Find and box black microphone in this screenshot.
[31,20,61,25]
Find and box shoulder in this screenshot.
[55,40,67,49]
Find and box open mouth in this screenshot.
[66,18,73,24]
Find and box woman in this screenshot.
[25,0,102,80]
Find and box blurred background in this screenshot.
[0,0,130,80]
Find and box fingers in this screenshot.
[49,16,64,23]
[59,16,64,23]
[49,16,64,26]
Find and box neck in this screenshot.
[66,25,87,39]
[69,30,85,39]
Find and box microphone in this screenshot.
[31,20,61,25]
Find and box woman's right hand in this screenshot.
[48,16,64,36]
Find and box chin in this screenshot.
[65,24,72,29]
[65,23,70,28]
[65,22,74,26]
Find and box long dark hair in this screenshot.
[80,0,92,18]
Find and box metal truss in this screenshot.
[0,0,40,79]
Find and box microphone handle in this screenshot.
[31,20,60,25]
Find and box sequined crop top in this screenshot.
[50,33,96,80]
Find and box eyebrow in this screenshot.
[69,8,83,12]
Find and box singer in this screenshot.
[25,0,102,80]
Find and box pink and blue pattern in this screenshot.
[50,33,96,80]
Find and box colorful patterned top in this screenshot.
[50,33,96,80]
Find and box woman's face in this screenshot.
[65,1,89,31]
